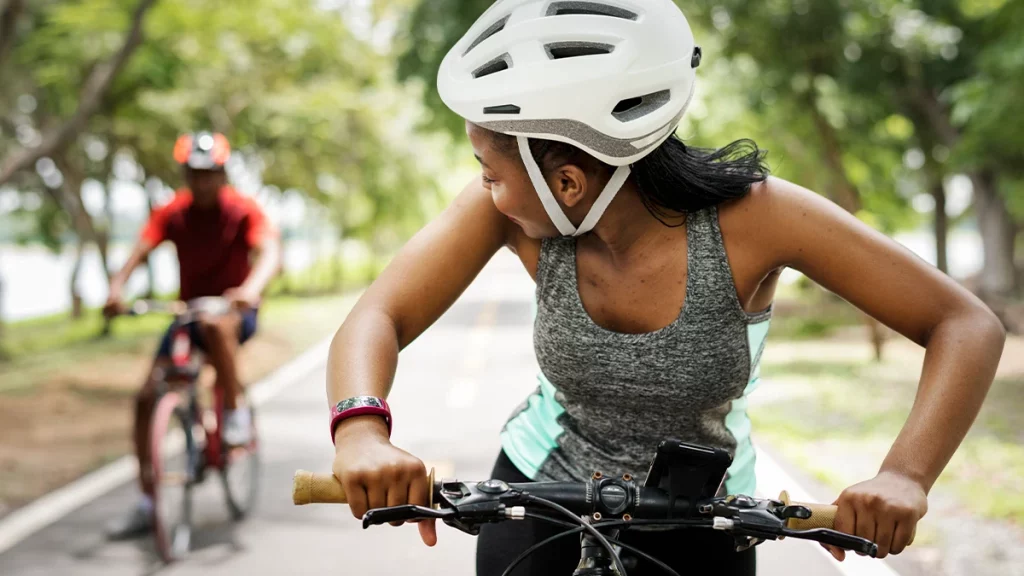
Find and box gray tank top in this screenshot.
[499,207,772,495]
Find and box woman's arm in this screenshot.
[750,177,1006,559]
[327,178,515,543]
[327,178,513,407]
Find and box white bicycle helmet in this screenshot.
[438,0,701,236]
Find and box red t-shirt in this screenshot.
[141,186,274,301]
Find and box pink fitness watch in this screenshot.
[330,396,392,443]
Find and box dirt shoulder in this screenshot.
[751,331,1024,576]
[0,294,357,518]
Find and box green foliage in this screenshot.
[2,0,448,265]
[396,0,493,136]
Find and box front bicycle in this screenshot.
[292,440,877,576]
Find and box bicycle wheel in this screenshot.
[221,400,260,520]
[151,391,194,562]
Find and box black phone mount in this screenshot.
[644,439,732,518]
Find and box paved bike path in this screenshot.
[0,251,869,575]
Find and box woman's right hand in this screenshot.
[332,415,437,546]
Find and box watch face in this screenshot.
[336,396,386,413]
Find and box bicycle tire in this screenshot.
[221,399,260,520]
[151,391,194,562]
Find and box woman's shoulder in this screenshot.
[507,226,543,282]
[717,176,825,233]
[715,176,825,271]
[447,176,543,281]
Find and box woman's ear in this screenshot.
[548,165,588,208]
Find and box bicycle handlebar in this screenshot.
[293,469,437,508]
[122,297,236,323]
[292,472,836,526]
[291,470,875,557]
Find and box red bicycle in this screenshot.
[128,297,260,562]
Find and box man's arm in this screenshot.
[241,234,282,297]
[104,239,156,314]
[224,203,282,309]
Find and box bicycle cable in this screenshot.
[499,523,585,576]
[522,495,628,576]
[505,513,683,576]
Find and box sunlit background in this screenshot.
[0,1,1021,575]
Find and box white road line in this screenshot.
[755,445,903,576]
[0,335,333,556]
[445,300,499,409]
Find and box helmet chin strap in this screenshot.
[517,136,631,237]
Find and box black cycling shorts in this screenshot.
[155,307,258,358]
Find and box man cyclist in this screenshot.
[103,131,281,539]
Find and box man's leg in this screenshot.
[107,357,168,539]
[198,311,256,446]
[135,362,168,494]
[198,312,244,410]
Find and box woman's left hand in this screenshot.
[826,471,928,561]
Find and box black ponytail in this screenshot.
[631,135,769,224]
[494,132,770,225]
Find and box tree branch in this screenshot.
[0,0,158,186]
[804,92,862,214]
[0,0,23,71]
[49,154,102,248]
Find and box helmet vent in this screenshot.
[473,53,513,78]
[546,2,638,20]
[464,15,510,56]
[612,90,671,122]
[483,104,521,115]
[545,41,615,60]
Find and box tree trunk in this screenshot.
[973,170,1017,299]
[52,155,99,320]
[932,179,949,275]
[0,269,8,362]
[806,92,885,360]
[0,0,23,71]
[99,182,114,336]
[70,237,85,319]
[806,96,862,214]
[141,180,156,298]
[0,0,159,186]
[281,238,293,296]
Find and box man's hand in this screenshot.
[103,284,127,318]
[223,286,261,310]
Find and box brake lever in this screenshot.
[781,527,879,558]
[362,505,452,528]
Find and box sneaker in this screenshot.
[222,406,253,447]
[105,502,153,540]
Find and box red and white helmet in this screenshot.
[437,0,702,236]
[174,131,231,170]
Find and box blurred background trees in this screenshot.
[1,0,1023,352]
[0,0,448,338]
[396,0,1024,335]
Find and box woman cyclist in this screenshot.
[325,1,1005,574]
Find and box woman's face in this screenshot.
[466,122,563,239]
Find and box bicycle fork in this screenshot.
[574,528,633,576]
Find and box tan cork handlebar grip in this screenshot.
[293,471,347,505]
[293,468,436,507]
[778,490,916,543]
[778,490,838,530]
